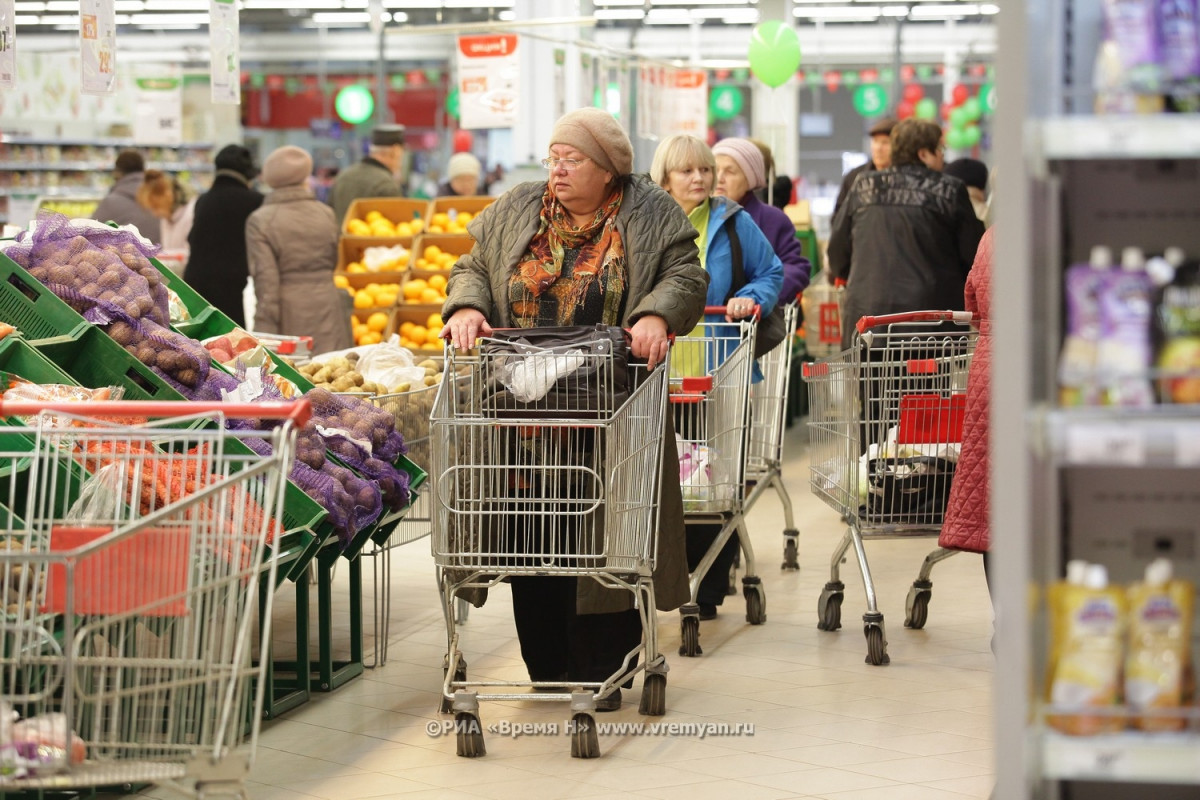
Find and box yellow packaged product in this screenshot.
[1047,564,1126,735]
[1125,559,1195,732]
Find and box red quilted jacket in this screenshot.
[940,227,993,553]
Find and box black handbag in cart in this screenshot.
[480,324,632,419]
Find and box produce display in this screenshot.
[345,280,401,310]
[293,354,391,395]
[344,210,423,238]
[425,210,473,235]
[396,313,444,351]
[413,244,458,272]
[373,357,446,469]
[401,275,448,306]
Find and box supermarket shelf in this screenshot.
[1038,115,1200,160]
[1043,729,1200,784]
[0,136,212,148]
[1040,407,1200,467]
[0,161,214,172]
[0,188,106,197]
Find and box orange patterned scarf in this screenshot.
[511,185,626,326]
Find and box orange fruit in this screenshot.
[426,312,443,328]
[346,262,367,274]
[408,325,429,346]
[333,274,350,289]
[360,331,383,346]
[367,312,389,333]
[423,245,443,261]
[420,288,442,304]
[353,292,373,309]
[400,321,416,337]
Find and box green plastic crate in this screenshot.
[0,253,90,343]
[368,453,428,547]
[147,255,241,341]
[33,327,187,402]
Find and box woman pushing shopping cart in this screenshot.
[803,310,977,665]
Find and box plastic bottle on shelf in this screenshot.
[1160,0,1200,111]
[1124,558,1195,732]
[1095,0,1167,113]
[1097,247,1156,407]
[1047,563,1128,735]
[1059,246,1112,406]
[1152,247,1200,403]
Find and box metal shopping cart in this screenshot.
[739,302,804,570]
[673,310,759,658]
[803,311,976,666]
[430,331,670,759]
[0,399,306,797]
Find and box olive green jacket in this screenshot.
[444,174,709,613]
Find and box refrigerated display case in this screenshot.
[994,2,1200,799]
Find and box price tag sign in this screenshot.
[1066,425,1145,465]
[80,0,116,95]
[210,0,240,105]
[133,68,183,146]
[0,0,15,90]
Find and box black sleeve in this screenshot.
[953,184,985,276]
[827,188,857,281]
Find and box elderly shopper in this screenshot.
[711,137,810,304]
[328,124,407,225]
[442,107,708,710]
[651,134,783,622]
[92,149,162,244]
[246,146,353,355]
[437,152,484,197]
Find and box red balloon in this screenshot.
[941,103,954,120]
[900,64,916,82]
[896,100,915,119]
[706,128,719,147]
[902,83,924,103]
[452,129,473,153]
[951,84,969,106]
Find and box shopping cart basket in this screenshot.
[673,310,759,658]
[803,311,976,665]
[430,331,670,759]
[0,399,306,797]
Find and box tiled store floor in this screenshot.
[160,421,996,800]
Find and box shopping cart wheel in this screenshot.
[570,713,601,758]
[639,672,667,716]
[781,530,800,570]
[817,581,844,631]
[455,711,486,758]
[742,576,766,625]
[678,611,702,657]
[863,615,890,666]
[904,579,933,630]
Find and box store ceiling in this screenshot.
[12,0,997,33]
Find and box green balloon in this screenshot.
[962,96,982,121]
[914,97,938,120]
[949,106,970,128]
[747,21,802,88]
[852,84,888,117]
[946,126,970,150]
[980,81,997,113]
[963,124,982,147]
[710,86,744,120]
[447,87,460,119]
[335,85,375,125]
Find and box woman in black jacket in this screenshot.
[184,145,264,327]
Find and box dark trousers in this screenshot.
[509,576,642,684]
[686,522,739,607]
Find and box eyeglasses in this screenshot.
[541,157,590,171]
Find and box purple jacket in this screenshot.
[739,192,810,304]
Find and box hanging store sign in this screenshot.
[133,67,183,145]
[0,0,15,90]
[662,69,706,138]
[456,33,519,130]
[210,0,240,104]
[80,0,116,95]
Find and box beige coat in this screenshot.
[246,185,354,355]
[444,175,709,613]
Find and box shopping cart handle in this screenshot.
[704,304,762,320]
[855,310,973,333]
[0,399,313,426]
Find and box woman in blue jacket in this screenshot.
[651,134,783,622]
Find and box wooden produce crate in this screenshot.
[342,198,428,238]
[425,195,495,234]
[342,272,404,318]
[389,305,444,357]
[410,233,471,277]
[336,235,412,276]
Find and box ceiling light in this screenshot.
[131,13,208,25]
[498,9,516,19]
[15,14,39,24]
[909,3,980,16]
[720,8,760,22]
[443,0,514,7]
[645,8,691,24]
[655,0,754,5]
[245,0,343,7]
[794,5,881,19]
[14,2,46,11]
[114,0,145,10]
[595,8,645,19]
[43,1,78,10]
[689,6,756,19]
[593,0,644,5]
[310,11,371,23]
[881,5,910,15]
[980,4,998,13]
[144,0,207,9]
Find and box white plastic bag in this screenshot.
[363,244,409,272]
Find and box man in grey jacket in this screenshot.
[327,124,406,226]
[92,149,162,244]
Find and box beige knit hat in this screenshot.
[262,145,312,189]
[712,138,767,191]
[548,107,634,176]
[447,152,482,181]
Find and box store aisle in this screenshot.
[159,422,996,800]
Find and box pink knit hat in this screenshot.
[262,145,313,189]
[711,138,767,191]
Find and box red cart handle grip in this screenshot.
[0,399,312,427]
[704,304,762,320]
[855,310,973,333]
